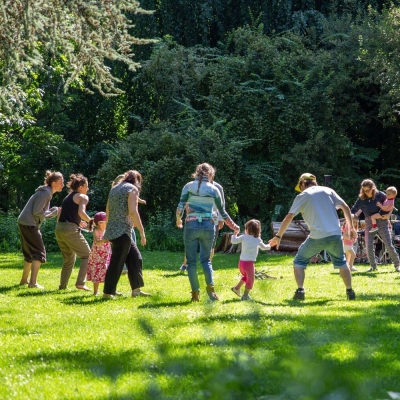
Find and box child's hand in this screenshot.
[377,201,382,207]
[234,227,240,235]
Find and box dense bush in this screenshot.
[0,210,187,253]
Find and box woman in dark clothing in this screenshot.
[351,179,400,272]
[56,174,92,290]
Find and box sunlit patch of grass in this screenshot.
[1,250,400,399]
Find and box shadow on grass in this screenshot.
[0,284,25,293]
[17,304,400,400]
[162,271,185,278]
[16,289,66,297]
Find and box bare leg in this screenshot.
[234,279,245,290]
[20,261,32,285]
[93,282,100,295]
[28,260,43,288]
[293,267,305,289]
[339,266,352,289]
[346,249,356,271]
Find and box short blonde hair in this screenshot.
[386,186,397,197]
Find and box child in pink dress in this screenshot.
[87,212,111,295]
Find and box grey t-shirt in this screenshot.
[289,186,345,239]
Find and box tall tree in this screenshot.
[0,0,155,123]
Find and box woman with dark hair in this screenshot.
[176,163,239,302]
[103,170,150,299]
[351,178,400,272]
[18,170,64,289]
[56,173,92,290]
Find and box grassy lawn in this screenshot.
[1,250,400,399]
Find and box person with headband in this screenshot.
[269,173,357,301]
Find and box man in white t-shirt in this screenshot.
[268,173,357,301]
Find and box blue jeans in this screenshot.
[294,235,347,269]
[184,220,215,291]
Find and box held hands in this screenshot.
[268,236,281,250]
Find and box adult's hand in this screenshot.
[141,236,146,246]
[268,236,281,250]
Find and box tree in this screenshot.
[0,0,156,123]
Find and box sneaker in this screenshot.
[366,267,378,272]
[395,266,400,272]
[28,283,44,289]
[346,289,356,300]
[369,227,378,233]
[102,293,115,300]
[231,287,241,297]
[114,291,124,297]
[241,294,252,301]
[132,290,152,297]
[293,288,305,300]
[179,264,187,272]
[350,266,358,272]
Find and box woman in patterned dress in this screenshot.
[103,170,151,299]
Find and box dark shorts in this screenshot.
[18,224,46,263]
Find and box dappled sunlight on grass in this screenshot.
[1,251,400,399]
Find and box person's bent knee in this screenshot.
[293,264,307,269]
[334,263,348,270]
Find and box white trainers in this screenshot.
[231,287,241,297]
[132,290,152,297]
[350,266,358,272]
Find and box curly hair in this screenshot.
[191,163,215,193]
[67,173,88,192]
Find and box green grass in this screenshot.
[1,251,400,399]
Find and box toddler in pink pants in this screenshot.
[231,219,271,300]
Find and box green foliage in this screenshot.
[143,209,184,252]
[4,0,400,231]
[0,0,156,122]
[0,211,20,252]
